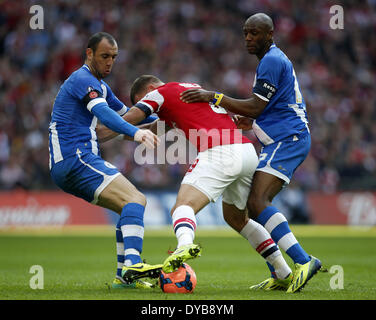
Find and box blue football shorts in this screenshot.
[50,151,121,204]
[256,133,311,184]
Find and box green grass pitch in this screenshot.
[0,225,375,300]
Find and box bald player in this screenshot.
[180,13,322,293]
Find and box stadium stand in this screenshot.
[0,0,375,197]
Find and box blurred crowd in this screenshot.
[0,0,375,194]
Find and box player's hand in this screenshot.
[134,129,161,149]
[233,115,253,131]
[180,89,214,103]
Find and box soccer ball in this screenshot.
[159,263,197,293]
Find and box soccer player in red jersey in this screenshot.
[110,74,293,288]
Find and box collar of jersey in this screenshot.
[82,64,103,85]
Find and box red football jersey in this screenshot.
[138,82,251,152]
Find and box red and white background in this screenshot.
[0,190,375,228]
[307,192,376,225]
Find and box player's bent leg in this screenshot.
[248,171,317,286]
[171,183,211,214]
[247,170,283,220]
[113,219,162,286]
[223,202,292,290]
[97,174,146,213]
[162,184,208,273]
[221,149,292,289]
[97,174,162,282]
[52,157,161,285]
[118,201,163,282]
[170,184,210,250]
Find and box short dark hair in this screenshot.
[87,32,116,53]
[130,75,161,105]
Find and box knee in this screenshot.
[117,190,146,210]
[130,191,147,207]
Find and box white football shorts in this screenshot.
[181,143,258,210]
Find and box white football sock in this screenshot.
[171,205,197,248]
[240,219,291,279]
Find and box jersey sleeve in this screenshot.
[91,103,139,137]
[253,55,283,102]
[103,82,128,116]
[70,73,108,112]
[134,89,165,117]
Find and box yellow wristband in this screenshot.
[212,92,224,106]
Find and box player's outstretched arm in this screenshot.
[180,89,267,119]
[97,122,160,148]
[96,122,143,143]
[120,106,161,148]
[91,103,159,148]
[96,123,160,148]
[96,122,121,142]
[96,117,159,142]
[122,107,148,126]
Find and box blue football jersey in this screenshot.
[48,64,128,168]
[252,44,309,146]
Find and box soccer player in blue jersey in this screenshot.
[180,13,322,293]
[48,32,162,289]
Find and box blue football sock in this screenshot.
[119,203,145,266]
[115,220,124,278]
[257,206,310,265]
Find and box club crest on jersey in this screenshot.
[87,86,99,98]
[89,91,98,99]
